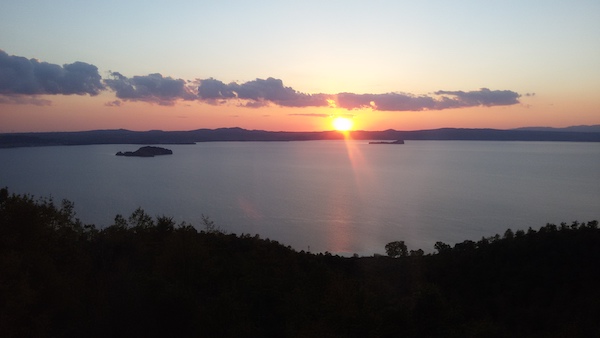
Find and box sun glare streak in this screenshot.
[337,123,372,195]
[326,201,353,253]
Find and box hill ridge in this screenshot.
[1,126,600,147]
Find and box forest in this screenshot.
[1,187,599,337]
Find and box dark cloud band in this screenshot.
[198,77,329,108]
[434,88,520,107]
[196,78,521,111]
[0,50,103,96]
[0,50,522,111]
[104,72,196,106]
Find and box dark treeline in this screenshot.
[1,188,599,337]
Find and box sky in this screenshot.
[1,0,599,132]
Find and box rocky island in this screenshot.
[116,146,173,157]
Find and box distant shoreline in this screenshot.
[1,126,600,148]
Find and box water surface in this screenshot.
[1,141,598,255]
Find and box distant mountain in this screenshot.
[512,125,600,133]
[1,126,599,148]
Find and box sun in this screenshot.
[332,117,353,131]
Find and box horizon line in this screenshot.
[2,124,600,135]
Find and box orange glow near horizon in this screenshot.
[1,91,598,133]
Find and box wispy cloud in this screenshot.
[288,113,331,118]
[0,50,522,111]
[288,113,356,119]
[0,94,52,106]
[104,100,122,107]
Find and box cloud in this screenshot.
[0,50,523,112]
[434,88,521,108]
[197,77,521,111]
[0,95,52,106]
[197,77,236,101]
[104,72,196,105]
[241,99,270,108]
[335,92,437,111]
[197,77,329,108]
[289,113,331,118]
[0,50,104,96]
[333,89,521,111]
[104,100,122,107]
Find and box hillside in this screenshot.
[1,188,599,337]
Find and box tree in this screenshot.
[202,214,225,234]
[410,249,424,257]
[129,207,154,230]
[156,215,175,233]
[434,241,451,254]
[454,240,476,252]
[503,228,514,240]
[385,241,408,257]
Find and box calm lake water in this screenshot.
[1,140,598,255]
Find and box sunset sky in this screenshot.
[1,1,599,132]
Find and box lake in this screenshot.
[1,140,598,255]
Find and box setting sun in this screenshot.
[332,117,353,131]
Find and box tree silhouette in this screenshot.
[434,241,451,254]
[2,187,600,337]
[385,241,408,257]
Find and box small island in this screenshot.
[369,140,405,144]
[116,146,173,157]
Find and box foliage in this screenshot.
[1,187,599,337]
[434,241,452,253]
[385,240,408,257]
